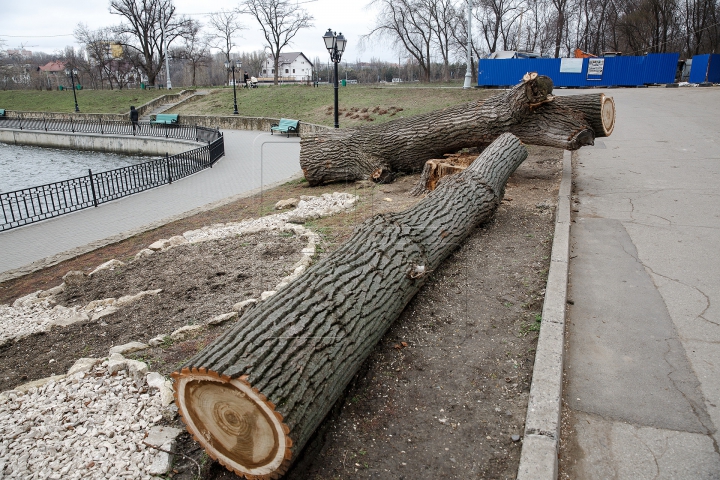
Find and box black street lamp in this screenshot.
[323,29,347,128]
[225,59,242,115]
[64,67,80,112]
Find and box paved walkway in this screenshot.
[0,130,301,280]
[560,87,720,477]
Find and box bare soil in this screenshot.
[0,145,562,479]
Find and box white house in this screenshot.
[262,52,313,81]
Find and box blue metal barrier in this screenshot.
[478,53,679,87]
[689,54,720,83]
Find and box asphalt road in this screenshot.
[0,130,301,280]
[560,87,720,478]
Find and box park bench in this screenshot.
[151,114,179,125]
[270,118,300,137]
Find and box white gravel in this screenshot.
[0,361,170,479]
[182,192,358,243]
[0,301,86,347]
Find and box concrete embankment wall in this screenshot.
[0,129,201,156]
[170,115,330,135]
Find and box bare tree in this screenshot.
[239,0,314,85]
[428,0,459,82]
[110,0,193,86]
[207,9,245,67]
[365,0,434,82]
[175,20,210,86]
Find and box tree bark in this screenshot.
[299,74,614,186]
[553,93,615,138]
[172,133,529,479]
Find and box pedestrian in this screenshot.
[130,106,139,133]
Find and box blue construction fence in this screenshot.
[478,53,680,87]
[689,54,720,83]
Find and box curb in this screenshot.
[517,149,572,479]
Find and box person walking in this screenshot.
[130,106,139,133]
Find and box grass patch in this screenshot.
[0,89,167,114]
[167,84,493,128]
[520,313,543,336]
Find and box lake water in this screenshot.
[0,143,158,193]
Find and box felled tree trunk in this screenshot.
[172,133,529,479]
[299,74,615,186]
[553,93,615,138]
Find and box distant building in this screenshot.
[262,52,313,81]
[6,49,33,59]
[38,61,67,88]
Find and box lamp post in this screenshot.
[323,29,347,128]
[225,59,242,115]
[463,0,473,89]
[64,68,80,112]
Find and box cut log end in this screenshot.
[172,368,292,479]
[600,94,616,137]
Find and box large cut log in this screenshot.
[172,133,529,479]
[299,74,615,186]
[554,93,615,137]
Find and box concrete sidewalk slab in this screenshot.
[561,87,720,478]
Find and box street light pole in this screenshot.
[162,19,173,89]
[65,68,80,112]
[323,29,347,129]
[463,0,473,89]
[225,60,242,115]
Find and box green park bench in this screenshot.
[270,118,300,137]
[151,114,179,125]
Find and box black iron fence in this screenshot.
[0,118,225,231]
[0,116,220,143]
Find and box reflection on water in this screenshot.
[0,143,159,193]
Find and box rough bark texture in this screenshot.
[553,93,615,138]
[299,75,614,186]
[172,133,529,479]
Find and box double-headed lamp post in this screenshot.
[322,29,347,129]
[64,68,80,112]
[224,60,242,115]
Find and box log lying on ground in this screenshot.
[172,133,529,479]
[299,73,615,186]
[554,93,615,137]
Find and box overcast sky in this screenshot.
[1,0,397,63]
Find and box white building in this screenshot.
[262,52,313,81]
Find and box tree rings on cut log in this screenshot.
[600,94,616,137]
[172,368,292,479]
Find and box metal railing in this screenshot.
[0,116,221,143]
[0,118,225,231]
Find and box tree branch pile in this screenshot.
[172,133,531,479]
[299,73,615,186]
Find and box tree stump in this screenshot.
[408,152,479,196]
[172,133,530,479]
[299,74,615,186]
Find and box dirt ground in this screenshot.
[0,145,562,479]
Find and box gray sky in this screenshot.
[0,0,396,63]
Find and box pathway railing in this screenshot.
[0,116,220,143]
[0,118,225,231]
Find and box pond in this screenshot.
[0,143,159,193]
